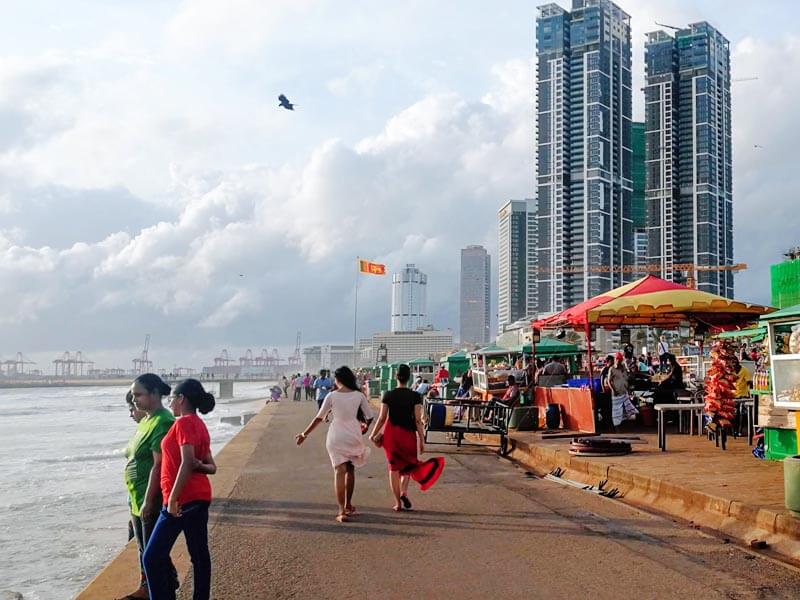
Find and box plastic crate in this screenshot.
[765,427,798,461]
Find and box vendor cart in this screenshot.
[469,344,525,401]
[762,305,800,410]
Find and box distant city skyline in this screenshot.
[0,1,796,367]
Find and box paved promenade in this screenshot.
[178,401,800,599]
[507,427,800,559]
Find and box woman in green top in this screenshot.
[120,373,177,600]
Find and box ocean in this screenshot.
[0,382,271,600]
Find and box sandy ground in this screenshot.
[177,401,800,599]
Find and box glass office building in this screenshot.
[645,22,733,296]
[535,0,634,313]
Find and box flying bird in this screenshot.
[278,94,295,111]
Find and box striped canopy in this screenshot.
[532,275,774,330]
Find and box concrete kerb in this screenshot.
[505,433,800,561]
[76,402,277,600]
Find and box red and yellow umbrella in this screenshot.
[532,275,773,331]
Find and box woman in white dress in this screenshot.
[295,366,373,522]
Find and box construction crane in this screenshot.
[239,349,254,367]
[288,331,302,368]
[733,77,758,82]
[54,351,94,377]
[1,352,35,376]
[214,349,233,367]
[537,262,747,289]
[133,334,153,375]
[655,21,682,31]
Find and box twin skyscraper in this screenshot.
[499,0,733,332]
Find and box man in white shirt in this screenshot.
[657,336,670,373]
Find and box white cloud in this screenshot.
[201,289,261,328]
[165,0,316,56]
[0,58,530,364]
[328,62,387,97]
[0,2,799,369]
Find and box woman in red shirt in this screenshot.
[143,378,216,600]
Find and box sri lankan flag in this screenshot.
[359,259,386,275]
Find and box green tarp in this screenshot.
[513,337,580,357]
[716,326,766,341]
[408,357,435,366]
[761,303,800,323]
[474,343,511,355]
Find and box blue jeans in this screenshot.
[143,501,211,600]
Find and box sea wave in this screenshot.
[0,407,48,417]
[32,448,127,464]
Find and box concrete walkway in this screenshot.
[507,427,800,560]
[179,402,800,599]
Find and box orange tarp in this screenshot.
[534,387,596,433]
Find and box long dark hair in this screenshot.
[174,378,216,414]
[134,373,171,397]
[334,366,358,391]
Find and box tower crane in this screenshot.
[133,334,153,375]
[537,263,747,289]
[288,331,302,368]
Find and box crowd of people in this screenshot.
[592,335,753,431]
[120,364,445,597]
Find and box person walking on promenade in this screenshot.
[295,366,373,523]
[143,379,217,600]
[281,375,289,398]
[303,372,313,401]
[314,369,333,410]
[369,364,445,512]
[119,374,177,600]
[293,374,303,401]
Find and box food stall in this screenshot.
[513,338,581,373]
[532,275,774,434]
[409,357,436,386]
[470,344,525,401]
[759,305,800,459]
[440,351,470,398]
[440,351,469,379]
[378,362,405,395]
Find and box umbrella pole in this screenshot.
[585,320,594,383]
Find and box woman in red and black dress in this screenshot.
[369,364,444,511]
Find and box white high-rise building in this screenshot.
[390,264,428,332]
[460,246,491,346]
[498,199,537,333]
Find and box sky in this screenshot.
[0,0,798,371]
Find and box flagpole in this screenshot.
[353,257,359,368]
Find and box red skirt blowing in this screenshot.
[381,420,444,491]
